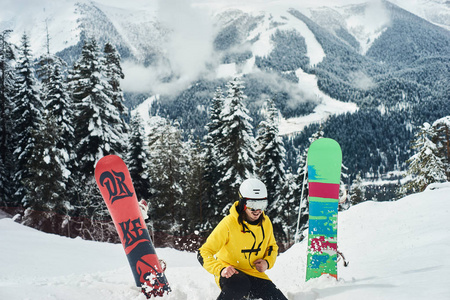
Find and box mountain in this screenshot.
[2,0,450,197]
[2,0,448,95]
[1,182,449,299]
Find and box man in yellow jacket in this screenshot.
[198,179,288,300]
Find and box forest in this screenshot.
[1,28,449,252]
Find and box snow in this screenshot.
[44,155,51,164]
[210,3,357,135]
[216,63,237,78]
[1,186,450,299]
[278,69,358,136]
[389,0,450,30]
[341,0,391,55]
[1,0,81,54]
[3,0,446,136]
[131,95,169,137]
[229,3,325,70]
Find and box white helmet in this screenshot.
[239,179,268,211]
[239,178,267,200]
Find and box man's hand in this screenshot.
[221,266,239,278]
[254,259,268,273]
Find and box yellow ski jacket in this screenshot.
[198,201,279,286]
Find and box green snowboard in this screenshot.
[306,138,342,280]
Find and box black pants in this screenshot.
[217,272,288,300]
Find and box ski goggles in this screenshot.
[245,199,268,211]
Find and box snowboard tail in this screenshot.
[306,138,342,281]
[95,155,170,298]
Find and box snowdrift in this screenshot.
[1,184,450,299]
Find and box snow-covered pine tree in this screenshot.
[215,78,256,217]
[277,170,301,247]
[147,119,186,238]
[309,124,324,143]
[11,33,44,206]
[256,98,286,206]
[103,43,125,113]
[339,163,351,211]
[432,116,450,181]
[350,172,366,205]
[24,46,72,220]
[44,58,73,154]
[22,111,68,230]
[256,98,288,243]
[401,122,447,193]
[69,38,125,219]
[294,151,308,243]
[126,112,151,201]
[102,42,128,153]
[70,38,125,181]
[182,136,207,238]
[36,54,65,100]
[0,29,15,206]
[202,87,225,229]
[35,17,54,89]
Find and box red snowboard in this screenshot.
[95,155,170,298]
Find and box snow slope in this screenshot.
[278,69,358,136]
[1,184,450,299]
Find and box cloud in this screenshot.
[121,0,218,95]
[121,60,159,93]
[363,0,391,33]
[345,0,391,54]
[245,70,318,110]
[349,70,376,90]
[146,0,216,94]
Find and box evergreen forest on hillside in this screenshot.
[1,18,449,251]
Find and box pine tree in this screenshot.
[45,58,74,155]
[202,87,225,229]
[294,152,309,243]
[11,33,44,206]
[0,30,15,206]
[432,116,450,181]
[215,78,256,218]
[103,43,125,111]
[22,111,68,225]
[256,98,288,243]
[69,38,125,219]
[147,119,186,237]
[35,17,54,89]
[183,136,207,235]
[350,172,366,205]
[256,98,286,206]
[23,38,72,219]
[126,113,151,201]
[70,38,125,181]
[36,54,65,100]
[102,42,128,152]
[401,122,446,193]
[339,164,351,211]
[309,124,324,143]
[276,170,301,246]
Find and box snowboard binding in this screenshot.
[337,250,349,267]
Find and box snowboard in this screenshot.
[94,155,171,298]
[306,138,342,281]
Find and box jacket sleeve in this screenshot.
[263,218,279,269]
[197,217,230,277]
